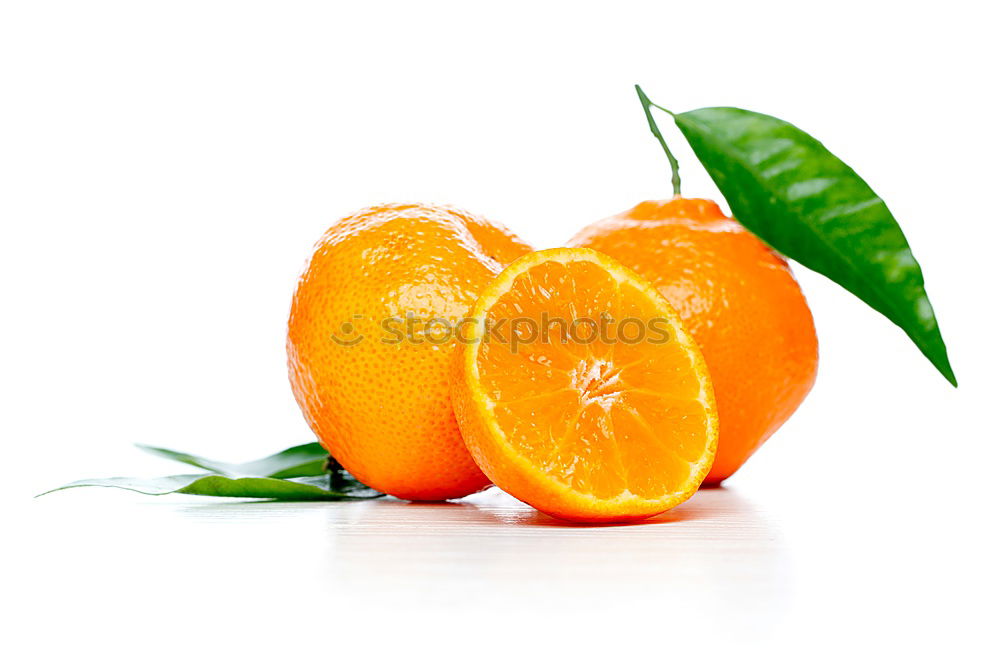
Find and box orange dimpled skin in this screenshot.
[287,203,532,500]
[570,198,818,484]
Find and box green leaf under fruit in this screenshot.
[136,442,329,479]
[38,442,382,501]
[672,107,955,386]
[37,473,383,501]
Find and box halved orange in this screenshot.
[450,248,718,523]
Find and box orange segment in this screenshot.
[450,248,718,523]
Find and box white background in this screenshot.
[3,1,998,665]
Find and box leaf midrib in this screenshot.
[678,111,926,342]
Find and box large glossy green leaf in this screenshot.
[37,473,383,501]
[135,442,329,479]
[672,107,955,385]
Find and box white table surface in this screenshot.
[14,471,996,665]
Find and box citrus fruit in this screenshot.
[450,248,718,522]
[569,197,818,484]
[287,203,532,500]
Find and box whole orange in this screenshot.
[569,197,818,484]
[287,203,532,500]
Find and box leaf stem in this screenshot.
[635,84,681,197]
[326,455,338,490]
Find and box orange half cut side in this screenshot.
[451,248,718,523]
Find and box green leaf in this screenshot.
[672,107,956,386]
[135,442,329,479]
[37,442,383,501]
[37,473,384,501]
